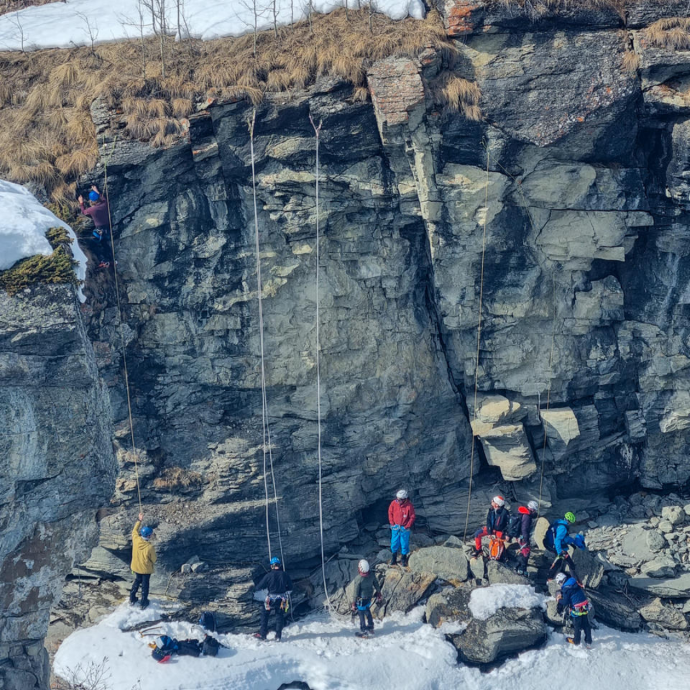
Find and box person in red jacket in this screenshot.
[388,489,415,567]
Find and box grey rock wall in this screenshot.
[73,0,690,625]
[0,285,116,689]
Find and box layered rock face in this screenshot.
[76,0,690,623]
[0,285,116,689]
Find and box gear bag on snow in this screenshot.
[199,611,217,632]
[202,635,221,657]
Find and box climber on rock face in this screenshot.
[472,495,509,559]
[555,572,593,648]
[254,557,293,642]
[388,489,415,567]
[512,500,539,576]
[78,185,110,242]
[351,559,383,637]
[130,512,156,610]
[545,511,584,582]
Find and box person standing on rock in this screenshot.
[545,512,582,582]
[472,495,509,559]
[555,572,593,648]
[254,557,293,642]
[351,559,383,637]
[511,500,539,576]
[130,512,156,610]
[388,489,415,567]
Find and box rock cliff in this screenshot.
[52,0,690,631]
[0,285,116,689]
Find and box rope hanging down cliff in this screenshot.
[462,143,491,542]
[309,113,331,609]
[102,134,142,515]
[248,110,286,569]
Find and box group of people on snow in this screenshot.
[131,489,593,651]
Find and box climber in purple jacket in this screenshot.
[78,185,110,242]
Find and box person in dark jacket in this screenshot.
[254,557,293,641]
[514,500,539,575]
[78,185,111,242]
[350,559,382,636]
[388,489,416,567]
[472,495,509,558]
[555,572,592,647]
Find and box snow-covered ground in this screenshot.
[54,599,690,690]
[469,584,547,620]
[0,180,87,300]
[0,0,424,52]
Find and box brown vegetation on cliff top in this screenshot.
[0,8,467,204]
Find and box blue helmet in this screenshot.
[270,556,281,567]
[140,526,153,539]
[88,190,100,202]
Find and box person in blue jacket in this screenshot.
[555,572,592,647]
[544,512,583,581]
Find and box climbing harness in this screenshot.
[462,142,491,541]
[309,113,331,610]
[248,110,286,570]
[102,134,142,514]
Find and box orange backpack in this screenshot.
[488,535,506,561]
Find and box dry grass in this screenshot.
[0,8,455,203]
[645,18,690,51]
[431,74,483,121]
[152,467,204,491]
[621,50,640,72]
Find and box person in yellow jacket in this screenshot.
[130,512,156,610]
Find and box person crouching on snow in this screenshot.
[254,557,293,642]
[130,512,156,610]
[351,559,383,637]
[388,489,415,567]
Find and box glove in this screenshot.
[389,524,395,529]
[376,593,383,604]
[351,603,357,611]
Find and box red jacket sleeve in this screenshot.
[80,203,94,218]
[404,502,416,529]
[388,501,394,525]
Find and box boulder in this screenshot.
[443,536,464,549]
[628,573,690,598]
[448,607,546,665]
[659,521,674,534]
[486,561,529,586]
[640,557,676,578]
[533,517,550,550]
[639,598,688,631]
[540,408,580,460]
[570,548,605,589]
[646,530,667,553]
[425,587,472,628]
[587,590,643,632]
[377,568,437,618]
[620,527,657,562]
[469,555,485,581]
[407,546,469,584]
[662,506,685,527]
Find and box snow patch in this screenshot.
[53,601,690,690]
[469,584,548,621]
[0,180,87,301]
[0,0,424,52]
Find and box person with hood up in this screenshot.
[472,495,509,559]
[130,512,156,610]
[388,489,415,567]
[350,559,383,637]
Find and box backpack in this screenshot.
[199,611,217,633]
[202,635,221,657]
[152,647,172,663]
[176,639,202,657]
[488,535,506,561]
[507,514,522,539]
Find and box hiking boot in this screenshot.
[585,643,593,650]
[140,600,149,610]
[401,554,409,567]
[390,553,398,566]
[253,633,266,640]
[129,598,138,607]
[470,549,481,560]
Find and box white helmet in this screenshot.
[527,500,539,512]
[358,559,370,573]
[555,573,567,585]
[492,495,505,507]
[396,489,408,500]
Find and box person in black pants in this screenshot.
[555,572,593,647]
[254,557,293,641]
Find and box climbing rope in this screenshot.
[102,134,142,515]
[462,143,491,542]
[248,110,286,569]
[493,160,559,517]
[309,113,331,609]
